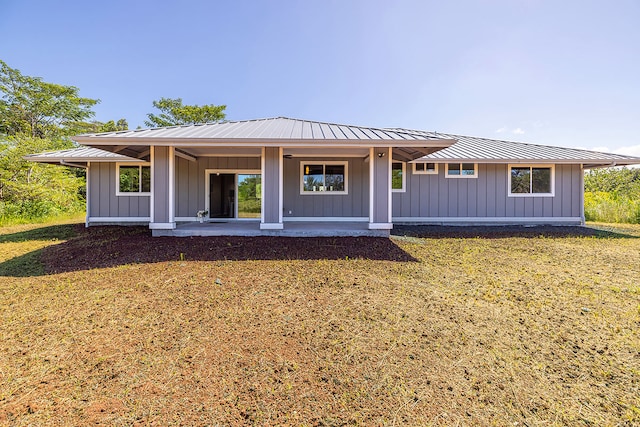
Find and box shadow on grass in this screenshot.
[391,225,639,239]
[0,226,418,277]
[0,223,79,244]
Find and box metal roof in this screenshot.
[74,117,451,143]
[24,147,141,164]
[389,129,640,166]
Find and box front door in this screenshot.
[209,173,235,218]
[208,172,262,219]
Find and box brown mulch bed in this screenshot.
[42,225,417,274]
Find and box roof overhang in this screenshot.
[73,136,456,161]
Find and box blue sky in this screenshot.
[1,0,639,155]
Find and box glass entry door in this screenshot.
[208,172,261,219]
[237,174,261,218]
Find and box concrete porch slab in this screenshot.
[154,221,390,237]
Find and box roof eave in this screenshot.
[73,136,457,148]
[413,158,640,166]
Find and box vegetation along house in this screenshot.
[26,117,640,237]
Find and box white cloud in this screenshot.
[512,128,525,135]
[495,126,507,133]
[614,145,640,157]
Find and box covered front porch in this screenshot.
[154,220,389,237]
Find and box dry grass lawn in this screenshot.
[0,221,639,426]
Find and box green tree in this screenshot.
[0,59,102,222]
[145,97,226,127]
[0,59,99,138]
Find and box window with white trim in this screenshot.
[392,162,405,192]
[117,164,151,195]
[413,162,438,175]
[445,163,478,178]
[508,165,554,196]
[300,162,347,194]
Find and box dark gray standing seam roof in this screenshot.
[389,128,640,167]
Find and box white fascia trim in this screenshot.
[260,223,284,230]
[368,222,394,230]
[149,222,177,230]
[74,136,456,148]
[283,217,369,222]
[89,217,151,222]
[393,217,583,224]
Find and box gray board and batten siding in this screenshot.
[283,157,370,219]
[88,162,150,222]
[174,156,261,219]
[393,163,582,223]
[90,158,582,225]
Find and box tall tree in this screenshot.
[0,59,103,221]
[145,97,226,127]
[0,59,99,138]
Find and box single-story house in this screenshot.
[26,117,640,237]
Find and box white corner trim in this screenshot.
[279,147,283,223]
[283,217,369,222]
[260,223,284,230]
[369,147,374,223]
[150,146,155,222]
[85,162,90,227]
[368,222,393,230]
[261,147,265,223]
[169,146,175,223]
[149,222,176,230]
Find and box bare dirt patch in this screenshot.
[1,222,639,425]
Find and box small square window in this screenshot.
[445,163,478,178]
[413,162,438,175]
[117,164,151,195]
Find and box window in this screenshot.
[301,162,347,194]
[508,165,554,196]
[117,164,151,195]
[413,162,438,175]
[392,162,405,192]
[445,163,478,178]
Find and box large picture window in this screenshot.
[445,163,478,178]
[301,162,347,194]
[117,164,151,195]
[392,162,405,192]
[508,165,554,196]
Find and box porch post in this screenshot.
[149,145,176,231]
[368,147,393,230]
[260,147,284,230]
